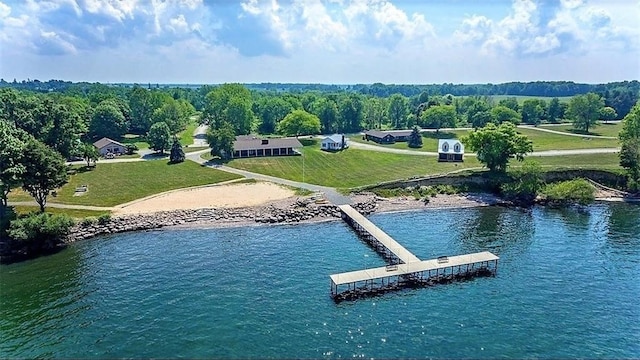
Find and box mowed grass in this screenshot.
[531,153,622,170]
[178,120,198,146]
[228,144,483,188]
[121,134,150,150]
[537,122,623,138]
[12,206,110,219]
[45,160,241,207]
[350,130,470,152]
[516,128,619,151]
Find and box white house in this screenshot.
[437,139,464,162]
[93,137,127,157]
[321,134,349,151]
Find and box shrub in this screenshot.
[501,161,543,204]
[8,213,74,252]
[81,217,97,227]
[97,213,111,225]
[541,178,595,206]
[125,144,138,155]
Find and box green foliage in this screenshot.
[520,99,546,125]
[125,143,138,155]
[81,217,97,226]
[21,139,69,212]
[0,206,17,240]
[277,110,321,137]
[147,122,171,154]
[470,110,493,129]
[81,142,99,167]
[388,94,409,129]
[373,184,460,200]
[462,122,533,172]
[8,212,74,246]
[501,161,543,204]
[599,106,617,122]
[204,84,254,134]
[128,86,164,134]
[207,121,236,159]
[420,105,457,131]
[0,121,28,207]
[568,92,604,133]
[491,105,522,125]
[152,98,193,133]
[619,101,640,189]
[541,179,595,206]
[97,213,111,225]
[310,98,339,133]
[408,126,423,148]
[547,97,564,123]
[90,102,128,139]
[256,97,293,134]
[169,136,186,164]
[498,97,519,112]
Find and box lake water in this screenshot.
[1,204,639,358]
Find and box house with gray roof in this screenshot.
[437,139,464,162]
[93,137,127,156]
[232,135,303,158]
[321,134,349,151]
[364,130,413,144]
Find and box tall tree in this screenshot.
[619,101,640,191]
[600,106,617,123]
[256,97,293,134]
[547,97,564,123]
[277,110,321,137]
[0,121,27,207]
[147,122,171,154]
[491,105,522,125]
[169,136,186,164]
[520,99,546,125]
[568,92,604,133]
[206,121,236,160]
[462,122,533,172]
[498,97,520,112]
[21,139,69,212]
[90,102,128,139]
[408,126,423,148]
[203,84,253,131]
[420,105,457,132]
[128,86,162,134]
[80,142,99,168]
[387,94,408,129]
[310,98,339,134]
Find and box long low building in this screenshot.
[363,130,413,144]
[232,135,303,158]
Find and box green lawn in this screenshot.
[526,153,622,170]
[350,130,469,153]
[537,122,623,138]
[8,160,243,207]
[228,141,483,188]
[178,119,199,146]
[516,128,619,151]
[121,134,149,150]
[12,206,111,219]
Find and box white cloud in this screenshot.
[0,1,10,18]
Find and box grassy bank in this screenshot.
[12,206,111,219]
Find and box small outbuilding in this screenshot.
[321,134,349,151]
[93,137,127,157]
[438,139,464,162]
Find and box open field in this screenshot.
[352,127,619,152]
[12,206,111,219]
[9,160,242,207]
[489,95,573,103]
[178,119,199,146]
[537,122,623,138]
[525,153,622,171]
[228,142,482,188]
[120,134,149,150]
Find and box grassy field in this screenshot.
[489,95,573,104]
[228,140,483,188]
[516,128,619,151]
[8,160,242,207]
[537,122,623,138]
[178,119,199,146]
[120,134,150,150]
[12,206,111,219]
[352,127,619,153]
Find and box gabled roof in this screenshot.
[93,137,126,149]
[233,136,303,151]
[364,130,412,138]
[322,134,346,143]
[438,139,464,154]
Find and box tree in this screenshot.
[203,84,253,131]
[547,97,564,123]
[310,98,339,133]
[408,126,423,148]
[498,97,519,112]
[21,139,69,212]
[619,101,640,191]
[90,102,127,139]
[147,122,171,154]
[420,105,457,132]
[501,161,543,204]
[152,99,190,133]
[388,94,408,129]
[129,86,162,134]
[80,142,99,168]
[206,121,236,160]
[462,122,533,172]
[491,105,522,125]
[520,99,546,125]
[568,92,604,133]
[256,97,292,134]
[338,94,364,133]
[277,110,321,137]
[169,136,186,164]
[0,121,27,207]
[470,110,493,129]
[599,106,617,123]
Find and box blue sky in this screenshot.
[0,0,638,84]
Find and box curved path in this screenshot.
[518,125,618,139]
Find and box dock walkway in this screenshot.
[331,205,499,300]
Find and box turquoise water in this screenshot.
[1,204,639,358]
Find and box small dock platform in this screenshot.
[331,205,499,301]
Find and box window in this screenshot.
[454,143,461,153]
[442,142,449,152]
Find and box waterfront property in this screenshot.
[330,204,498,300]
[363,130,412,144]
[321,134,349,151]
[93,137,127,156]
[437,139,464,162]
[232,135,303,158]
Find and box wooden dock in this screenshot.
[331,205,499,301]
